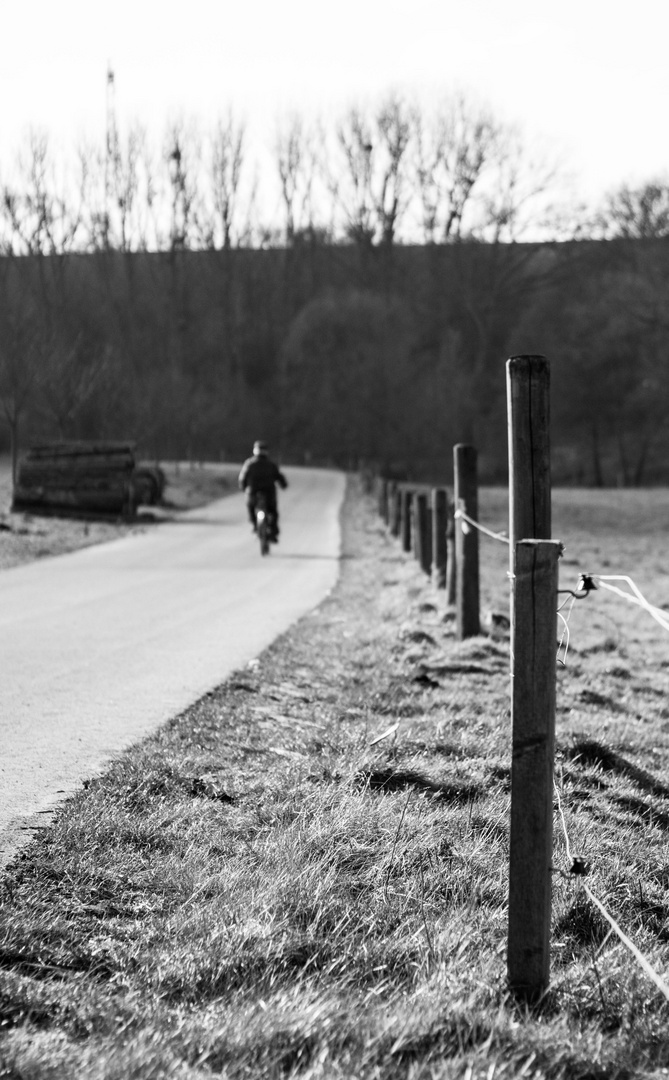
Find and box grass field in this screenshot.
[1,478,669,1078]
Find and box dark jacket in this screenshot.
[238,455,288,494]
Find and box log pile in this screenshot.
[13,442,137,518]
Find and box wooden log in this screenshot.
[26,441,136,460]
[18,468,134,489]
[20,453,134,470]
[13,485,130,510]
[14,440,138,519]
[454,444,480,639]
[507,540,560,1001]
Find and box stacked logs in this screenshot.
[13,442,137,518]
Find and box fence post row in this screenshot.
[376,477,454,599]
[454,443,480,639]
[506,355,556,1001]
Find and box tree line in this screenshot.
[0,93,580,254]
[0,90,668,487]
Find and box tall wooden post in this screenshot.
[506,354,555,1001]
[506,355,551,561]
[446,498,456,605]
[401,489,414,553]
[454,444,479,639]
[431,488,447,589]
[507,540,560,1000]
[415,493,432,576]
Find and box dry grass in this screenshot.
[1,478,669,1078]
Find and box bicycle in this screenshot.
[254,492,275,556]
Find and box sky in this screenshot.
[0,0,667,208]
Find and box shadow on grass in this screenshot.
[354,766,484,802]
[563,738,669,798]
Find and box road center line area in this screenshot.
[0,467,345,865]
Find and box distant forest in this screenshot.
[0,94,668,485]
[1,236,668,485]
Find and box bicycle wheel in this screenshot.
[257,512,270,555]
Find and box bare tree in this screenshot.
[330,106,375,244]
[329,95,412,245]
[274,113,321,244]
[1,131,81,255]
[164,121,202,251]
[412,95,499,242]
[474,127,562,242]
[76,124,157,252]
[597,179,669,239]
[193,112,256,249]
[374,94,412,245]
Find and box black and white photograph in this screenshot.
[1,1,669,1076]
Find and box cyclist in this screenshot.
[238,441,288,542]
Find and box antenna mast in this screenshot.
[104,64,118,248]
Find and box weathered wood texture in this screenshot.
[507,540,560,1000]
[506,355,551,555]
[431,487,448,589]
[14,442,137,518]
[415,493,432,576]
[454,444,479,638]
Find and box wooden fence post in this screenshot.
[446,497,456,605]
[431,488,447,589]
[506,355,552,561]
[390,484,402,538]
[401,489,414,553]
[506,354,555,1001]
[454,444,479,638]
[415,493,432,576]
[507,539,560,1000]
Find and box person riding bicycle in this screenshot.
[238,441,288,542]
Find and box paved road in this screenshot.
[0,467,344,865]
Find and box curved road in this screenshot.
[0,467,344,866]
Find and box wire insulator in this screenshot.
[577,573,598,593]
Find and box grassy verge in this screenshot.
[1,478,669,1078]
